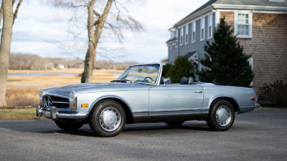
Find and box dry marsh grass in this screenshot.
[6,89,40,107]
[6,68,124,107]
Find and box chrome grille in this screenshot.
[43,95,69,109]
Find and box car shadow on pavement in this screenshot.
[123,121,210,132]
[0,119,210,137]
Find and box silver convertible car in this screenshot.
[37,63,257,137]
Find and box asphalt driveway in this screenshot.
[0,108,286,160]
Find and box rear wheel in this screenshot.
[165,121,184,127]
[55,121,83,131]
[206,99,235,131]
[89,100,126,137]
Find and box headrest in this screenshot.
[180,77,194,84]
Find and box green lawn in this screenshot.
[0,108,44,119]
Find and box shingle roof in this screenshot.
[174,0,287,27]
[178,0,217,24]
[215,0,287,7]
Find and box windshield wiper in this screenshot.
[110,79,132,83]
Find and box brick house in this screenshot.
[166,0,287,102]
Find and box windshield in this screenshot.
[117,64,160,84]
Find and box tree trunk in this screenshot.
[0,0,14,107]
[81,0,113,83]
[81,1,96,83]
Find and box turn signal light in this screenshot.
[251,97,256,101]
[81,104,89,107]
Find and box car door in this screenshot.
[148,84,203,116]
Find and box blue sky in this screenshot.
[10,0,208,63]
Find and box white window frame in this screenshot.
[180,27,183,46]
[200,17,205,41]
[191,21,196,43]
[234,11,253,38]
[185,25,188,45]
[208,14,213,39]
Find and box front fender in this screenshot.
[87,95,133,116]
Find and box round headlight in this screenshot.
[39,91,45,101]
[69,91,76,103]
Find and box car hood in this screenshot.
[46,82,150,97]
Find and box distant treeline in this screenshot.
[9,53,138,70]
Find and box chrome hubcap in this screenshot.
[99,107,121,132]
[215,105,231,126]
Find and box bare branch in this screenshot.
[13,0,23,25]
[93,9,100,18]
[0,4,3,32]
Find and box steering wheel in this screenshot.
[144,76,154,82]
[125,79,132,83]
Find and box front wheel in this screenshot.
[55,121,83,131]
[89,100,126,137]
[206,99,235,131]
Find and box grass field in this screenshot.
[0,108,41,119]
[6,68,124,107]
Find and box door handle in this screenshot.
[195,91,203,93]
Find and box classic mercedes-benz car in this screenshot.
[37,63,257,137]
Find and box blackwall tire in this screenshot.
[89,100,126,137]
[206,99,235,131]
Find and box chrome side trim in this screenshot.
[149,108,202,113]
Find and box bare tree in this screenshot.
[52,0,143,83]
[0,0,23,107]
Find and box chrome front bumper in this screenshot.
[36,105,87,120]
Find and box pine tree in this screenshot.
[162,63,172,77]
[166,56,194,83]
[198,17,254,87]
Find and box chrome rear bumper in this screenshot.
[36,105,87,120]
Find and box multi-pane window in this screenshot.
[237,13,249,36]
[185,25,188,44]
[200,17,205,41]
[175,30,178,38]
[192,22,196,43]
[180,28,183,45]
[208,14,213,39]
